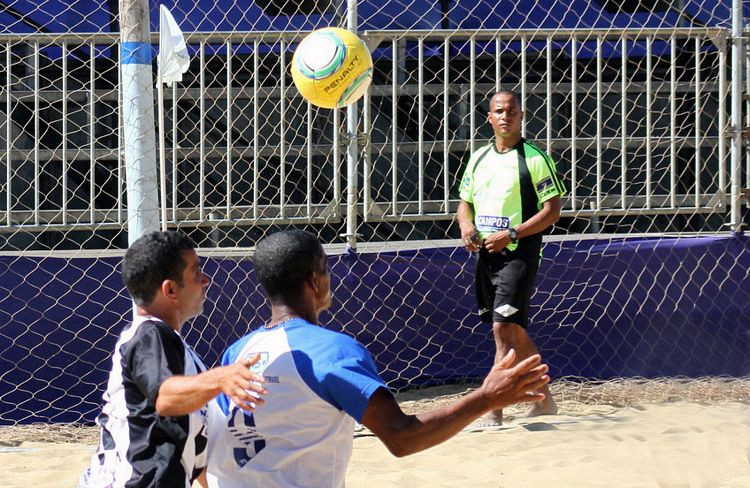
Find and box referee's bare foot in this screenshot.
[526,397,558,417]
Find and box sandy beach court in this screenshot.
[1,391,748,487]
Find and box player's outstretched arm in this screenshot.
[361,350,549,457]
[155,355,267,416]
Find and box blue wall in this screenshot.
[1,235,749,424]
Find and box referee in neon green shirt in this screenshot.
[457,90,565,425]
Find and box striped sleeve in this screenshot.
[525,142,566,203]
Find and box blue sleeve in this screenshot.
[292,332,388,423]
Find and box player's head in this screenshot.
[254,230,330,311]
[121,231,203,309]
[488,90,523,139]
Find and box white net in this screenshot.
[0,0,749,426]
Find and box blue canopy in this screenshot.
[0,0,741,34]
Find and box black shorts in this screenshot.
[475,247,540,328]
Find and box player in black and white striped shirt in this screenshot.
[79,231,266,488]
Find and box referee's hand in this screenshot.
[460,225,481,252]
[483,231,510,253]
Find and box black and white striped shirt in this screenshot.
[80,315,208,488]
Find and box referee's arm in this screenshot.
[457,200,481,251]
[515,195,561,239]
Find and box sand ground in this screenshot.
[1,400,748,487]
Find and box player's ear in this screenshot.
[160,279,179,301]
[304,270,318,293]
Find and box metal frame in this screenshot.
[0,27,737,237]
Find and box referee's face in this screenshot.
[488,93,522,139]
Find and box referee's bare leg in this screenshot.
[490,321,557,423]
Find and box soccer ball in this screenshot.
[291,27,373,109]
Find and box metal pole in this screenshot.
[120,0,160,244]
[344,0,359,250]
[280,40,287,220]
[730,0,743,232]
[571,38,577,212]
[391,39,397,216]
[6,42,11,227]
[418,37,424,215]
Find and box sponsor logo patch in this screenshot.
[476,215,510,231]
[495,304,519,317]
[536,177,552,192]
[246,352,269,374]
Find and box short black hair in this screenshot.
[121,231,196,306]
[490,90,521,110]
[253,230,326,305]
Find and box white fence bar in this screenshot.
[570,38,578,211]
[89,41,95,224]
[469,37,475,153]
[621,37,627,210]
[279,39,287,220]
[670,36,677,208]
[118,45,124,224]
[333,107,341,218]
[746,39,750,209]
[33,41,40,226]
[719,35,727,200]
[546,36,552,152]
[695,37,701,207]
[646,36,653,209]
[363,84,371,220]
[443,38,449,213]
[253,40,259,220]
[170,80,176,222]
[306,101,313,217]
[596,37,602,210]
[390,39,397,216]
[199,41,205,221]
[730,0,743,230]
[5,42,10,226]
[62,41,69,225]
[495,37,500,92]
[226,40,233,218]
[521,37,527,138]
[417,37,424,215]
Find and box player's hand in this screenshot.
[480,349,549,409]
[482,231,510,253]
[217,354,268,412]
[460,224,481,252]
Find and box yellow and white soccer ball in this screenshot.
[291,27,373,109]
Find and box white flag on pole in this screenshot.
[158,5,190,87]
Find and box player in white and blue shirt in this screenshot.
[206,229,551,488]
[206,317,386,488]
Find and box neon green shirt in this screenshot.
[458,139,566,251]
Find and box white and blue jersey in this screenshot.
[206,318,388,488]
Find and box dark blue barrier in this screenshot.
[1,235,749,424]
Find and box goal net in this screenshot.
[0,0,749,427]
